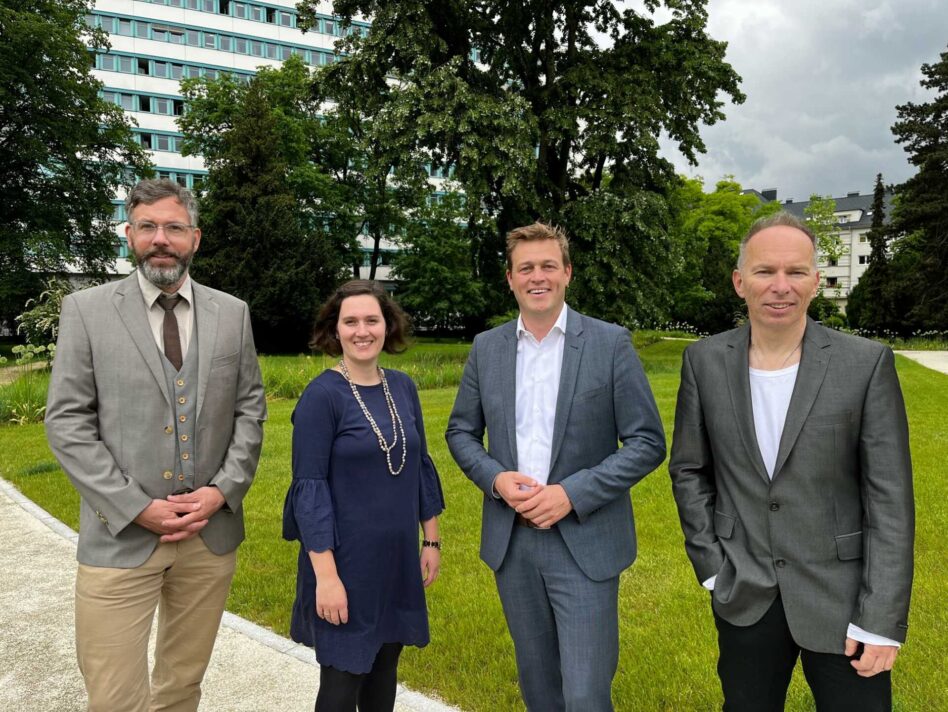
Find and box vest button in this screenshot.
[162,471,173,480]
[176,379,185,387]
[181,453,190,460]
[178,396,186,405]
[179,415,187,423]
[180,434,189,442]
[177,474,185,481]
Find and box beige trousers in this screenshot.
[75,535,236,712]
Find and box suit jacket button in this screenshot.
[769,501,779,511]
[163,471,173,480]
[775,559,786,568]
[164,426,173,434]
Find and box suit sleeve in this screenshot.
[668,346,726,584]
[558,329,666,521]
[445,335,508,496]
[45,293,152,535]
[208,302,267,510]
[852,347,914,642]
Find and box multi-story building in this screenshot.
[747,189,894,312]
[86,0,401,281]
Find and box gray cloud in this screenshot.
[660,0,948,200]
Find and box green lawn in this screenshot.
[1,342,945,710]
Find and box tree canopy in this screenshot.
[301,0,744,328]
[0,0,151,330]
[886,45,948,333]
[178,56,353,351]
[666,177,778,333]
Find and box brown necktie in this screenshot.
[158,294,183,371]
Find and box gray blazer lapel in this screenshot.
[549,309,584,470]
[193,282,220,422]
[773,319,831,478]
[499,323,520,468]
[725,324,770,485]
[114,274,170,406]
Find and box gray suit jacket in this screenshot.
[446,309,666,581]
[46,272,267,568]
[669,319,914,652]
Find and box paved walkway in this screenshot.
[0,479,460,712]
[894,350,948,375]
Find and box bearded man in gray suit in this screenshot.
[669,212,914,711]
[45,179,267,712]
[446,222,666,711]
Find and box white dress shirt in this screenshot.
[514,305,568,486]
[137,270,194,358]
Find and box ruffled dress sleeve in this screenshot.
[282,379,338,552]
[407,376,445,521]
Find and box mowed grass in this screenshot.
[2,342,946,710]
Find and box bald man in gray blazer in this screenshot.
[670,212,914,711]
[45,179,266,712]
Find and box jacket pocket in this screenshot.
[835,531,863,560]
[714,511,736,539]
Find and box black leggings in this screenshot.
[314,643,404,712]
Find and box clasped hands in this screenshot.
[494,471,572,528]
[133,486,226,543]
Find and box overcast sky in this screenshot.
[657,0,948,201]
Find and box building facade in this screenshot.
[87,0,399,281]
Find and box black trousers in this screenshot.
[314,643,403,712]
[714,596,892,712]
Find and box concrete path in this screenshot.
[0,478,460,712]
[895,350,948,375]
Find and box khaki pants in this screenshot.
[75,535,236,712]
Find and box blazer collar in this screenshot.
[726,318,832,485]
[773,318,831,477]
[192,281,219,421]
[114,273,170,405]
[549,308,585,469]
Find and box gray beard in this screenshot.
[139,254,192,288]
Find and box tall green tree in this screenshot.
[0,0,151,331]
[390,192,486,332]
[178,57,352,352]
[310,65,432,281]
[301,0,744,327]
[846,174,894,333]
[887,45,948,332]
[667,177,778,333]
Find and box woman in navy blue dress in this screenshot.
[283,280,444,712]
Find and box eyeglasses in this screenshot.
[131,221,195,238]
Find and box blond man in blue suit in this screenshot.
[446,223,666,711]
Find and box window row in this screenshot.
[92,14,339,66]
[96,52,251,81]
[103,90,185,116]
[361,250,397,267]
[135,0,368,37]
[134,131,186,152]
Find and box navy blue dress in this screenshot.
[282,368,445,674]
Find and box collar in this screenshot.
[137,269,193,308]
[516,303,569,340]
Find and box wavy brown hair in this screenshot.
[309,280,410,356]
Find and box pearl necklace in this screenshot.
[338,360,407,476]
